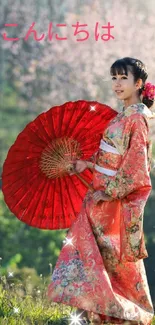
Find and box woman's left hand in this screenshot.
[92,190,113,204]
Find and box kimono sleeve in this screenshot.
[104,116,152,200]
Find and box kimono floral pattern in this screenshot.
[48,103,154,324]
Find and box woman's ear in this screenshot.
[135,78,143,90]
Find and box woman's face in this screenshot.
[111,69,140,100]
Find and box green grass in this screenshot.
[0,271,74,325]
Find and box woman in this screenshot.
[48,57,155,325]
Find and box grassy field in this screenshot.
[0,272,74,324]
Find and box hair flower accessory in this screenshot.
[142,82,155,100]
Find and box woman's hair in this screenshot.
[110,57,154,108]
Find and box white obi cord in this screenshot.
[94,164,117,176]
[99,139,120,155]
[94,139,120,176]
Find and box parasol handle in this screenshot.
[73,171,95,192]
[66,162,94,192]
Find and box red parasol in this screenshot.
[1,100,117,230]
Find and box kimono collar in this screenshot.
[122,103,155,119]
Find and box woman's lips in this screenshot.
[115,90,124,93]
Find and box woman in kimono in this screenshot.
[48,57,155,325]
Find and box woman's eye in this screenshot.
[111,76,127,80]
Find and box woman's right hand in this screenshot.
[68,160,87,175]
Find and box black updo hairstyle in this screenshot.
[110,57,154,109]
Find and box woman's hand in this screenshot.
[68,159,87,175]
[92,190,113,204]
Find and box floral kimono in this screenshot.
[48,103,154,325]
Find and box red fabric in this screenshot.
[1,100,117,230]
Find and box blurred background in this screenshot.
[0,0,155,307]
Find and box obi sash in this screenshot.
[94,139,121,176]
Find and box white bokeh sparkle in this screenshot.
[63,237,75,247]
[8,272,14,277]
[89,105,96,112]
[13,307,19,314]
[69,312,83,325]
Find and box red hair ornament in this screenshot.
[142,82,155,100]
